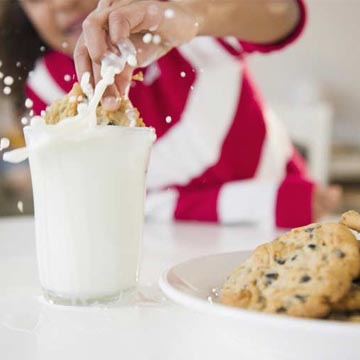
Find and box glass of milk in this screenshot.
[25,125,156,305]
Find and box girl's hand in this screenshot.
[74,0,202,109]
[313,185,343,221]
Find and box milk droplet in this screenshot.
[17,201,24,213]
[0,60,2,67]
[0,72,3,79]
[29,110,34,117]
[143,33,153,44]
[190,85,194,91]
[16,62,21,68]
[152,34,161,45]
[25,98,33,109]
[165,116,172,123]
[3,87,11,95]
[40,46,46,52]
[164,8,175,19]
[127,54,137,67]
[4,76,14,86]
[64,74,71,82]
[180,71,186,78]
[28,71,34,78]
[62,42,69,49]
[0,137,10,150]
[21,117,28,125]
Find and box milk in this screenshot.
[26,125,155,304]
[4,41,156,305]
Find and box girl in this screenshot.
[0,0,341,227]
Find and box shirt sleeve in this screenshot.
[25,84,47,116]
[218,0,306,56]
[145,148,316,229]
[24,51,76,116]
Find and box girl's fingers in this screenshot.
[113,64,134,97]
[131,35,170,67]
[82,9,113,64]
[97,0,113,11]
[74,34,94,87]
[108,2,163,45]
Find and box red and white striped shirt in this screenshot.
[26,0,313,228]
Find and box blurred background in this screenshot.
[0,1,360,216]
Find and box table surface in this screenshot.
[0,216,282,360]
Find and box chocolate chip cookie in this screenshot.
[340,210,360,233]
[220,223,360,318]
[331,282,360,312]
[44,83,145,127]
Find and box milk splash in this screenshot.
[3,39,137,164]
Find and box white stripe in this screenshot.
[147,37,243,189]
[223,36,243,52]
[145,189,178,221]
[27,59,66,104]
[255,107,293,181]
[218,180,277,229]
[143,62,161,86]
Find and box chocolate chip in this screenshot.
[265,273,279,280]
[304,227,315,233]
[291,255,298,261]
[276,306,287,313]
[308,244,317,250]
[275,257,286,265]
[300,275,311,283]
[309,234,314,239]
[294,294,308,303]
[334,249,345,258]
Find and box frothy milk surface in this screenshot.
[4,42,156,304]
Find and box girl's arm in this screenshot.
[182,0,301,44]
[74,0,302,108]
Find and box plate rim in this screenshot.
[159,250,360,333]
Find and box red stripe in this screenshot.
[130,48,196,139]
[216,38,242,57]
[276,149,315,228]
[179,66,266,189]
[174,185,221,222]
[43,51,77,93]
[25,85,47,116]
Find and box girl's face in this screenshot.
[20,0,99,56]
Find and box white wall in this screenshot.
[248,1,360,145]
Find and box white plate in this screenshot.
[159,251,360,360]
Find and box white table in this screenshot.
[0,216,281,360]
